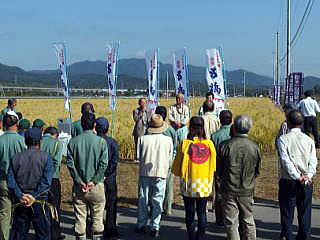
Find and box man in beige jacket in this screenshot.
[202,100,221,140]
[135,114,173,239]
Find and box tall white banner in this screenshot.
[173,48,189,99]
[145,49,159,114]
[106,42,119,111]
[53,43,70,112]
[206,48,225,112]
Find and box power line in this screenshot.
[290,0,314,47]
[280,0,314,63]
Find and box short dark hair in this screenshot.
[203,101,215,113]
[205,92,214,98]
[138,98,146,105]
[155,106,167,121]
[8,98,17,107]
[219,110,233,125]
[44,126,59,136]
[25,138,41,146]
[16,112,23,120]
[81,102,95,114]
[286,110,304,127]
[188,116,206,139]
[3,114,18,128]
[304,90,312,97]
[81,113,96,131]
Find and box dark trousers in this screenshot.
[279,179,313,240]
[214,174,223,224]
[303,116,320,147]
[48,178,62,240]
[10,203,51,240]
[183,197,208,240]
[104,177,118,238]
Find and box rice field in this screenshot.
[1,97,319,205]
[0,97,285,158]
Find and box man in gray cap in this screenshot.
[8,127,54,240]
[135,114,173,239]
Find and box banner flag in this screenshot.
[285,72,304,105]
[53,42,70,112]
[173,48,189,100]
[145,49,159,114]
[206,48,225,112]
[106,42,120,111]
[274,84,281,105]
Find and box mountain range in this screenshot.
[1,58,319,91]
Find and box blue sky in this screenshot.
[0,0,319,77]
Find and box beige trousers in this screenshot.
[222,194,256,240]
[73,182,106,236]
[0,181,12,240]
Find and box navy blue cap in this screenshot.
[95,117,109,132]
[25,127,42,142]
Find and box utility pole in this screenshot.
[276,32,280,86]
[166,71,169,99]
[286,0,291,78]
[243,71,246,97]
[273,51,276,86]
[276,32,280,103]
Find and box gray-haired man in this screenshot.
[277,110,317,240]
[217,115,261,240]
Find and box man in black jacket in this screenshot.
[95,117,119,240]
[8,127,54,240]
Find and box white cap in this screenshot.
[6,111,19,120]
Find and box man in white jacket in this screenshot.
[277,110,317,240]
[135,114,173,239]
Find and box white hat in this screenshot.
[6,111,19,120]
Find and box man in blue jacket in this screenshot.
[8,127,54,240]
[95,117,119,240]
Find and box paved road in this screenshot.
[29,199,320,239]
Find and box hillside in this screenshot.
[0,59,318,92]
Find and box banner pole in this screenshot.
[111,109,115,138]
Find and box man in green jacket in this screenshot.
[0,98,17,121]
[67,113,108,240]
[0,111,26,240]
[0,98,18,131]
[211,109,233,226]
[41,126,64,240]
[217,114,261,240]
[71,102,95,138]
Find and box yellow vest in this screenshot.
[172,137,216,198]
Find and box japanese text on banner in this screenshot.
[53,43,70,112]
[106,42,119,111]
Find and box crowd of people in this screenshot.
[0,90,317,240]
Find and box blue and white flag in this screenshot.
[173,48,189,100]
[106,42,120,111]
[145,49,159,114]
[206,48,225,112]
[53,43,70,112]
